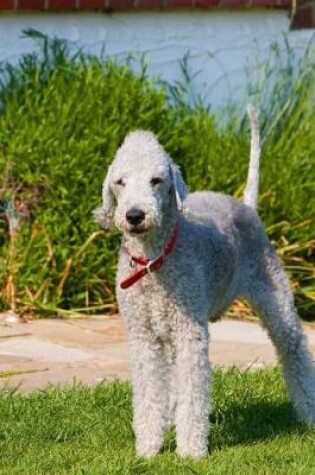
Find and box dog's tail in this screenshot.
[244,104,260,210]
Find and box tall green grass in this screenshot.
[0,31,314,319]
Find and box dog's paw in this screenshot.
[177,445,208,459]
[136,442,161,458]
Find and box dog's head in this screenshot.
[94,131,187,236]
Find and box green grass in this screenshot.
[0,368,314,474]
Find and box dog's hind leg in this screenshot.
[244,245,315,425]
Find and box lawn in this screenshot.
[0,368,314,475]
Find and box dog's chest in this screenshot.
[117,248,210,341]
[139,276,177,341]
[118,265,178,341]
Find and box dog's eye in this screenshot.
[150,177,163,186]
[115,178,125,187]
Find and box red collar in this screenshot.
[120,221,179,290]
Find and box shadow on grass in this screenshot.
[211,400,303,451]
[162,401,303,455]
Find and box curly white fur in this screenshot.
[95,123,315,459]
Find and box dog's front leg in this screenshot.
[174,319,210,459]
[130,336,168,457]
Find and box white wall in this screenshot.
[0,11,313,109]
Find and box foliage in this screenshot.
[0,31,314,318]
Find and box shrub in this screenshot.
[0,32,314,319]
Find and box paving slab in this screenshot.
[0,314,314,392]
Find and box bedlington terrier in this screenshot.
[94,108,315,459]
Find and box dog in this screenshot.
[94,107,314,458]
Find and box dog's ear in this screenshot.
[93,165,115,229]
[169,161,187,210]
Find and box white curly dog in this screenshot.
[95,108,315,459]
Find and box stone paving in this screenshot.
[1,313,315,392]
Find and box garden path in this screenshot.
[1,314,315,392]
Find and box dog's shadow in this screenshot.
[210,400,302,450]
[162,400,303,454]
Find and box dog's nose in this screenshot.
[126,208,145,226]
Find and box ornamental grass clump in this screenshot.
[0,31,313,319]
